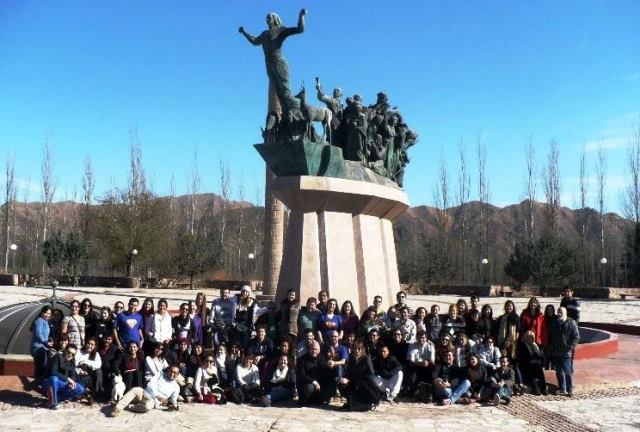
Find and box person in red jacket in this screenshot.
[519,297,546,347]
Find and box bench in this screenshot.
[499,287,514,297]
[620,293,635,300]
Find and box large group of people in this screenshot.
[29,285,581,415]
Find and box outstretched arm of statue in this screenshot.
[284,8,307,37]
[298,8,307,31]
[239,26,261,46]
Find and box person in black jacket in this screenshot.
[372,345,403,402]
[43,344,86,409]
[432,350,471,405]
[518,330,548,395]
[260,354,296,406]
[296,341,333,406]
[339,341,383,411]
[465,353,488,402]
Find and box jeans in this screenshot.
[31,347,49,382]
[267,386,294,403]
[373,371,404,400]
[434,379,471,404]
[44,376,85,407]
[553,356,573,392]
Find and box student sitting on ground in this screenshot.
[432,350,471,406]
[372,344,403,403]
[260,354,296,406]
[44,344,86,409]
[111,364,180,416]
[489,356,515,405]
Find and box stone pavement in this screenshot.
[2,384,640,431]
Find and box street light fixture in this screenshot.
[481,258,488,285]
[9,243,17,274]
[600,257,607,288]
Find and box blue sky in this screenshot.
[1,1,639,213]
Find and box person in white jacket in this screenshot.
[144,342,168,382]
[194,354,224,402]
[235,354,261,402]
[151,299,173,345]
[111,365,180,416]
[75,337,102,404]
[475,336,501,371]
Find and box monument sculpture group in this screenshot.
[241,9,418,311]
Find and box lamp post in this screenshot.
[600,257,607,289]
[9,243,17,274]
[128,248,138,277]
[481,258,488,285]
[248,253,255,279]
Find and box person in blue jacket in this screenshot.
[30,305,52,385]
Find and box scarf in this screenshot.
[271,365,289,383]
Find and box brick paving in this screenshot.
[498,386,640,432]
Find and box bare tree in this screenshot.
[578,146,591,286]
[218,158,231,248]
[596,145,607,284]
[524,136,536,241]
[541,140,560,236]
[433,151,450,236]
[81,156,94,274]
[477,135,490,261]
[456,139,470,282]
[235,174,245,278]
[41,138,57,274]
[169,172,176,213]
[3,153,16,273]
[188,148,201,236]
[622,121,640,224]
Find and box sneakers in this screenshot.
[492,394,500,406]
[110,406,121,417]
[50,404,60,410]
[556,389,568,396]
[566,391,573,398]
[441,398,452,406]
[167,401,179,411]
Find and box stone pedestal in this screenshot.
[272,176,409,313]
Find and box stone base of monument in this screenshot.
[271,175,409,313]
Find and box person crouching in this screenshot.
[111,364,180,416]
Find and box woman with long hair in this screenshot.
[80,298,98,341]
[234,286,257,348]
[75,337,102,405]
[339,340,382,411]
[115,341,144,391]
[518,330,548,395]
[195,292,212,347]
[188,300,203,345]
[152,298,173,345]
[140,297,155,356]
[413,307,428,333]
[144,342,168,383]
[62,300,85,349]
[477,304,496,342]
[340,300,359,335]
[497,300,520,361]
[520,297,546,347]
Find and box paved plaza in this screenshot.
[1,284,640,431]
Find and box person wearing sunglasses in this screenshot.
[43,344,85,409]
